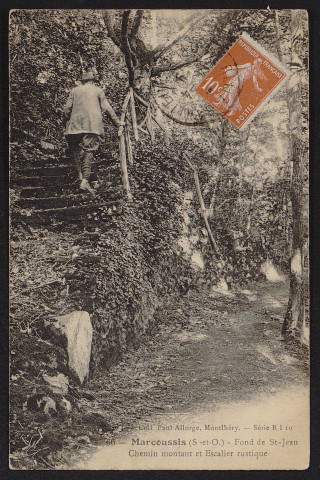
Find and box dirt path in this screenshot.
[66,281,308,470]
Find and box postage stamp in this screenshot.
[196,33,291,130]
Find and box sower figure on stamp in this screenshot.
[213,58,267,116]
[63,71,124,194]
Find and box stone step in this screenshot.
[20,165,72,177]
[12,175,75,188]
[22,155,68,165]
[18,201,123,226]
[13,172,122,189]
[19,184,124,199]
[19,187,44,198]
[33,200,122,214]
[17,195,86,210]
[18,185,75,198]
[11,155,61,169]
[15,154,117,169]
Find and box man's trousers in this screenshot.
[66,133,101,180]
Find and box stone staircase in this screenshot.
[11,150,125,231]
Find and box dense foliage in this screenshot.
[9,9,309,470]
[9,9,309,343]
[66,138,194,368]
[10,10,125,145]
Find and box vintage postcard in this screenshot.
[9,9,309,470]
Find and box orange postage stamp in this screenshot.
[196,33,291,130]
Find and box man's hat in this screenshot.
[80,72,95,82]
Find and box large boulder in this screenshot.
[45,311,92,383]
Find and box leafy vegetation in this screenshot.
[9,9,308,469]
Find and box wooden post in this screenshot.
[184,155,220,257]
[120,91,132,201]
[146,107,155,143]
[119,133,132,201]
[193,168,220,256]
[129,87,139,141]
[125,118,133,166]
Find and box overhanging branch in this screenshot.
[154,99,209,126]
[153,13,207,61]
[153,51,210,75]
[129,10,144,40]
[103,11,121,48]
[133,91,149,108]
[121,10,135,86]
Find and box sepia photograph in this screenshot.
[9,9,309,470]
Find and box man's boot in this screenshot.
[80,179,95,196]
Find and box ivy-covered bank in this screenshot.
[65,139,196,369]
[10,136,197,467]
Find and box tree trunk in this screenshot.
[282,140,306,339]
[280,11,308,342]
